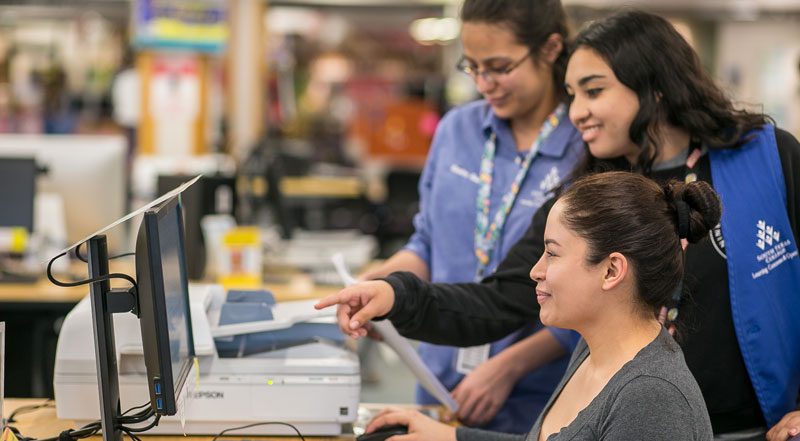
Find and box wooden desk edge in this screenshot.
[4,399,454,440]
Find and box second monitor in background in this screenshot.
[0,158,37,234]
[0,135,128,253]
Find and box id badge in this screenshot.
[455,344,491,375]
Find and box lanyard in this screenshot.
[473,103,566,280]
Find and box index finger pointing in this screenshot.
[314,292,348,310]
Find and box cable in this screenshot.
[118,405,153,423]
[122,430,142,441]
[212,421,306,441]
[121,402,151,416]
[74,242,135,263]
[18,420,102,441]
[47,251,137,293]
[7,401,54,423]
[120,415,160,433]
[8,402,156,441]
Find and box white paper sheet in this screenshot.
[331,253,459,411]
[54,175,202,257]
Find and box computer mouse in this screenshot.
[355,424,409,441]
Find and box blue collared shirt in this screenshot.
[405,99,583,286]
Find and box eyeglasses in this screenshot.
[456,51,532,84]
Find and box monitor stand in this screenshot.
[86,235,137,441]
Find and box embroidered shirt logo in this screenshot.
[751,219,799,280]
[449,163,481,184]
[756,220,780,250]
[539,167,560,193]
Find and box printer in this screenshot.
[53,284,360,436]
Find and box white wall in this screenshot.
[716,17,800,137]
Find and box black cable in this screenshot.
[7,402,54,423]
[121,402,151,416]
[212,421,306,441]
[9,402,156,441]
[120,415,160,433]
[118,406,153,424]
[74,243,87,262]
[74,242,136,263]
[122,429,142,441]
[23,420,101,441]
[47,251,137,292]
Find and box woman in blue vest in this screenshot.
[319,10,800,441]
[355,0,583,433]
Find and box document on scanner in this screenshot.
[332,253,459,411]
[209,298,333,338]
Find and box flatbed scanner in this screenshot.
[53,284,360,435]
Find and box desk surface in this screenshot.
[3,398,349,440]
[4,399,448,440]
[0,274,342,305]
[0,279,88,303]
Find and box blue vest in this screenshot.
[709,125,800,426]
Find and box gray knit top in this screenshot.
[457,328,712,441]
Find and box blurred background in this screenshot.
[0,1,797,255]
[0,0,797,257]
[0,0,798,401]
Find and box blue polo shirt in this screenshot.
[403,99,583,433]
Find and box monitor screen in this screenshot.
[0,157,36,232]
[135,195,195,415]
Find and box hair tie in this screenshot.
[675,198,690,239]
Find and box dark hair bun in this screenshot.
[663,180,722,243]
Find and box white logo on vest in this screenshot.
[752,220,799,280]
[756,220,780,250]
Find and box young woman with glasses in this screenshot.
[353,0,583,433]
[319,9,800,441]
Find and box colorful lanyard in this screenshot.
[473,103,566,280]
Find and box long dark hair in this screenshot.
[461,0,570,97]
[569,10,770,176]
[560,172,721,318]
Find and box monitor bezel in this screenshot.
[135,195,195,416]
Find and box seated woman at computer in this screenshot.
[318,171,718,440]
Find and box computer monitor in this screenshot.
[80,193,194,441]
[0,135,127,252]
[0,158,36,233]
[135,195,195,415]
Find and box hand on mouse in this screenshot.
[366,407,456,441]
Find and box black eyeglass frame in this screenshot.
[456,50,533,84]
